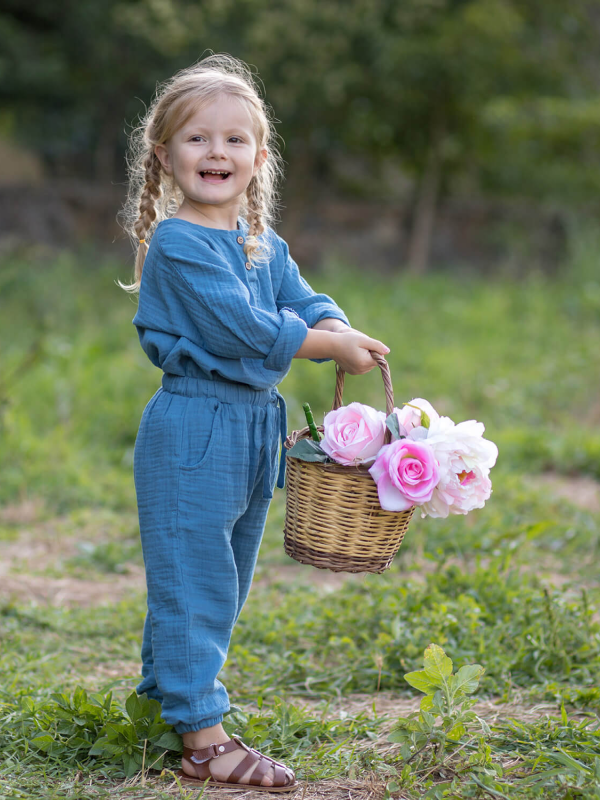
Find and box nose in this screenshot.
[207,137,227,159]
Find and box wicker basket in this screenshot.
[283,351,415,574]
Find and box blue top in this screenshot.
[133,216,351,390]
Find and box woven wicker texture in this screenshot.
[283,352,415,573]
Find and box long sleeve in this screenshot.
[147,234,309,373]
[275,237,351,329]
[274,237,351,363]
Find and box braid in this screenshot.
[244,172,267,267]
[129,151,162,286]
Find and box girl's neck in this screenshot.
[174,198,241,231]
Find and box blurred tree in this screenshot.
[1,0,598,270]
[0,0,174,180]
[117,0,600,271]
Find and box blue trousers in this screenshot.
[133,374,287,733]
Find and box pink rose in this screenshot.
[368,439,440,512]
[321,402,387,465]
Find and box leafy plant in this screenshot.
[389,644,487,761]
[89,691,180,777]
[4,686,180,779]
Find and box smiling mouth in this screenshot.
[200,170,231,182]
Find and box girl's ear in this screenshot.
[253,146,268,177]
[154,143,172,175]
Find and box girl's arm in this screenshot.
[294,328,390,374]
[273,236,351,332]
[312,318,354,333]
[293,328,341,360]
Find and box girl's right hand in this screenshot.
[332,331,390,375]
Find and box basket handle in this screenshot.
[332,351,395,446]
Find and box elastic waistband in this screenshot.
[161,374,276,406]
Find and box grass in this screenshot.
[0,230,599,798]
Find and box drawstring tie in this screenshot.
[262,389,288,500]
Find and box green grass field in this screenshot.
[0,235,599,799]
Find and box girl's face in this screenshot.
[155,94,267,225]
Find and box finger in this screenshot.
[369,339,390,354]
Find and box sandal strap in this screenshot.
[182,739,240,781]
[182,735,295,788]
[228,750,263,784]
[182,738,240,766]
[273,763,289,786]
[248,755,273,786]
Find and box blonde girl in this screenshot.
[121,52,390,790]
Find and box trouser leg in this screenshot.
[134,388,275,734]
[231,483,271,625]
[137,608,162,702]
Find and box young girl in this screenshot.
[120,53,390,791]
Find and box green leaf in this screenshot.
[125,691,144,723]
[385,413,401,440]
[543,750,592,775]
[420,695,434,711]
[446,721,466,741]
[388,730,411,744]
[30,735,54,752]
[69,736,92,750]
[561,701,568,726]
[147,698,163,718]
[449,665,485,697]
[286,439,330,463]
[152,731,183,752]
[123,752,140,778]
[73,686,87,709]
[404,670,437,695]
[423,644,453,685]
[420,711,436,730]
[105,722,130,740]
[50,693,71,710]
[403,403,431,429]
[147,721,171,739]
[89,739,122,757]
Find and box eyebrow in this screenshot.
[181,125,252,136]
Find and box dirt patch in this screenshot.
[292,690,593,727]
[130,774,390,800]
[531,472,600,513]
[0,497,48,525]
[254,563,370,591]
[0,570,147,607]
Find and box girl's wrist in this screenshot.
[294,328,340,360]
[312,318,351,334]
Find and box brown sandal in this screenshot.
[177,735,299,792]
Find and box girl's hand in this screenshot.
[332,331,390,375]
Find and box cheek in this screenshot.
[171,146,197,174]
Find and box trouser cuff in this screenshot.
[174,713,225,734]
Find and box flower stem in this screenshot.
[302,402,321,442]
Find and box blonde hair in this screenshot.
[118,53,285,292]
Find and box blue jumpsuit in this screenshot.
[132,216,350,733]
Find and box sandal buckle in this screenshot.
[190,743,223,763]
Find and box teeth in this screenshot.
[202,170,228,175]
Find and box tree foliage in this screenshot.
[1,0,599,266]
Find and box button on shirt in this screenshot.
[132,217,351,390]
